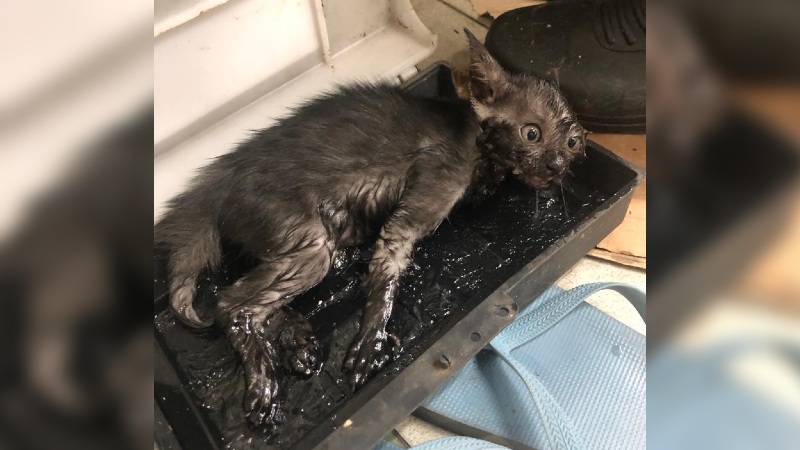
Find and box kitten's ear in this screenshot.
[464,28,509,105]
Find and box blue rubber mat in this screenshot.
[374,436,509,450]
[417,284,646,450]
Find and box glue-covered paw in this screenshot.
[343,328,398,390]
[279,321,321,377]
[242,352,282,429]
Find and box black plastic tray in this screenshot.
[154,63,644,450]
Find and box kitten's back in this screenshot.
[206,82,476,199]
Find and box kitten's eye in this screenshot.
[567,136,581,149]
[520,124,541,142]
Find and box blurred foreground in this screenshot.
[0,108,152,450]
[648,0,800,448]
[0,2,151,449]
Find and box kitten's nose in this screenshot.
[546,153,568,173]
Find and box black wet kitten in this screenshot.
[156,30,586,428]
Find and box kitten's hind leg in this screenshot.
[227,305,321,429]
[224,305,282,428]
[218,232,332,428]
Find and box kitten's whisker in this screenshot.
[560,183,569,219]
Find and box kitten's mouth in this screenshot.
[513,167,562,189]
[525,176,552,189]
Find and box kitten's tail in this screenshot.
[155,210,221,328]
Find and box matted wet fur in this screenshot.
[155,29,586,429]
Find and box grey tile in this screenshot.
[395,415,455,446]
[439,0,493,26]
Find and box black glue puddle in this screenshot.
[154,177,605,449]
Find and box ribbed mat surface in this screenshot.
[420,286,646,450]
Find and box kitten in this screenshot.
[155,29,586,428]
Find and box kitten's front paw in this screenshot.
[343,328,399,390]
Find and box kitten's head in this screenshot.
[465,29,586,188]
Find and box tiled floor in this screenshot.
[394,0,647,446]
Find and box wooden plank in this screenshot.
[469,0,545,18]
[590,133,647,262]
[589,249,647,269]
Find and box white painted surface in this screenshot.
[154,0,233,37]
[154,0,321,154]
[153,0,436,220]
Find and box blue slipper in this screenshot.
[415,283,647,450]
[375,436,510,450]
